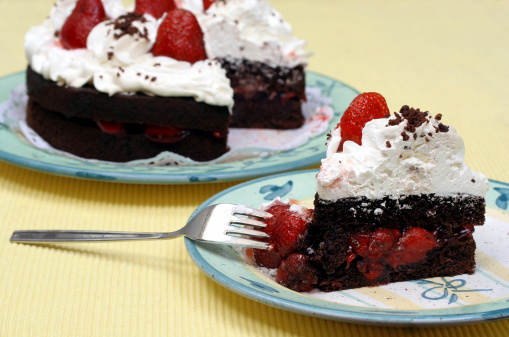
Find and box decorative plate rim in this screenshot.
[0,70,359,184]
[185,169,509,326]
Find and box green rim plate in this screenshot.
[186,169,509,326]
[0,71,359,184]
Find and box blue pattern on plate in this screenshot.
[417,278,492,305]
[259,181,293,200]
[494,187,509,210]
[239,277,279,294]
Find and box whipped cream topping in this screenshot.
[196,0,311,68]
[25,0,233,109]
[259,197,313,221]
[317,108,489,200]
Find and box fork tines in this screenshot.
[225,205,272,249]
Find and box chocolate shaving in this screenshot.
[386,141,392,148]
[401,132,410,141]
[387,105,450,136]
[107,13,149,40]
[438,123,449,132]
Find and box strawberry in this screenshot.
[253,244,282,269]
[348,232,371,258]
[152,9,207,64]
[253,204,312,269]
[388,227,438,268]
[144,124,187,143]
[134,0,176,19]
[369,228,399,255]
[60,0,106,49]
[273,210,310,258]
[275,253,317,292]
[203,0,216,11]
[337,92,390,151]
[356,260,385,281]
[96,120,125,134]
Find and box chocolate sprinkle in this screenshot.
[107,13,149,41]
[438,123,450,132]
[386,141,392,148]
[387,105,450,137]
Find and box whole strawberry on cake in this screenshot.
[253,92,489,292]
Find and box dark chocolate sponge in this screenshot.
[303,194,485,291]
[218,58,306,129]
[26,66,230,132]
[26,99,229,162]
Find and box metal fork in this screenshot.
[10,204,271,249]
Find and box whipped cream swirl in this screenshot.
[317,109,489,200]
[25,0,234,109]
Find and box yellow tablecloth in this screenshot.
[1,0,509,336]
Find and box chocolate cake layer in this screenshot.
[26,66,230,132]
[312,194,486,230]
[304,193,485,291]
[314,241,476,292]
[27,100,229,162]
[218,58,306,129]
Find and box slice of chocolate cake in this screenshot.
[307,102,489,291]
[254,93,489,293]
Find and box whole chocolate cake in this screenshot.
[24,0,310,162]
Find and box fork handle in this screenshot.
[10,230,182,243]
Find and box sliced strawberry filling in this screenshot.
[347,224,474,281]
[144,124,188,144]
[96,120,125,134]
[95,120,226,143]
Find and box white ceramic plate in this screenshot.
[186,169,509,326]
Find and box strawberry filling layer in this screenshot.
[347,224,475,281]
[95,120,227,143]
[253,202,476,291]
